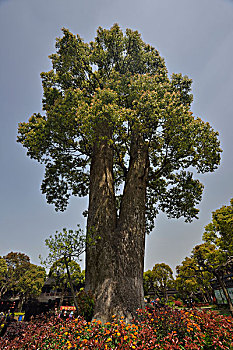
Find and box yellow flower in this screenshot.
[106,337,112,342]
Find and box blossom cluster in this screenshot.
[0,306,232,349]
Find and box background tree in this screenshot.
[40,226,86,310]
[49,259,85,307]
[0,252,46,311]
[1,252,30,299]
[0,257,7,299]
[203,198,233,257]
[152,263,174,301]
[192,243,233,315]
[198,198,233,313]
[17,264,46,312]
[175,256,213,303]
[143,270,155,297]
[18,24,221,321]
[143,263,174,301]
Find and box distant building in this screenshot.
[211,273,233,304]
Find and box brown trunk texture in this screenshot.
[85,132,149,322]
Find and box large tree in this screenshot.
[17,25,221,321]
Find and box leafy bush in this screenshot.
[76,290,95,321]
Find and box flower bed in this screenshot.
[0,306,232,349]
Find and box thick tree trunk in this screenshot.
[85,124,117,322]
[85,131,149,322]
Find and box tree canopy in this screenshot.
[175,256,213,302]
[203,198,233,256]
[0,252,46,311]
[18,24,221,232]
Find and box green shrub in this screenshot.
[76,290,95,321]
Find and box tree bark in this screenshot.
[85,131,149,322]
[85,124,117,322]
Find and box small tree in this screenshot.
[40,226,87,310]
[152,263,174,301]
[49,259,85,307]
[144,263,174,301]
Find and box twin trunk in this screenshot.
[85,129,149,322]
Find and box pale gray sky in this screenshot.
[0,0,233,274]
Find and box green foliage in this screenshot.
[1,252,30,296]
[40,226,93,310]
[41,226,86,266]
[49,259,84,291]
[144,263,174,299]
[0,252,46,302]
[203,198,233,256]
[17,24,221,232]
[192,242,229,275]
[176,199,233,305]
[76,290,95,321]
[17,264,46,299]
[175,256,213,300]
